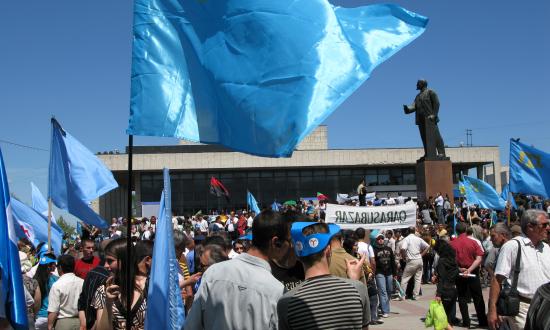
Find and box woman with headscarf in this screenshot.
[432,239,459,329]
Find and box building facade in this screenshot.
[96,126,502,218]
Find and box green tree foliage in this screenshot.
[56,216,75,237]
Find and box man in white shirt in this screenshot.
[488,209,550,330]
[400,227,429,300]
[355,228,375,270]
[435,193,444,224]
[247,212,255,229]
[47,255,84,330]
[199,216,209,235]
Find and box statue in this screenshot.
[403,79,446,159]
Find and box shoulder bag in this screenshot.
[497,239,521,316]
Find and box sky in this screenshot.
[0,0,549,219]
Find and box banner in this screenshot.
[325,203,416,230]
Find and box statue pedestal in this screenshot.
[416,158,454,201]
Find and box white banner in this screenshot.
[325,203,417,230]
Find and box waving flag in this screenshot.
[48,118,118,228]
[271,201,280,212]
[247,191,261,215]
[145,168,185,330]
[510,139,550,198]
[11,197,63,256]
[317,192,329,201]
[209,177,229,202]
[31,182,56,224]
[127,0,428,157]
[0,148,28,329]
[459,176,506,210]
[500,184,518,209]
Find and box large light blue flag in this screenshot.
[11,197,63,256]
[460,176,506,211]
[145,168,185,330]
[48,119,118,228]
[500,184,518,209]
[31,182,56,224]
[247,191,261,214]
[0,149,28,330]
[128,1,428,157]
[510,139,550,198]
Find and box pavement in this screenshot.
[371,283,490,330]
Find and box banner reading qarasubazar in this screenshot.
[325,203,417,230]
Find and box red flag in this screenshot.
[210,177,230,202]
[317,192,328,201]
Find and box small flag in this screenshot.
[510,139,550,198]
[11,197,63,256]
[0,148,28,329]
[127,0,428,157]
[459,176,506,210]
[271,201,280,212]
[145,168,185,330]
[247,191,261,215]
[209,177,229,202]
[317,192,328,201]
[48,118,118,228]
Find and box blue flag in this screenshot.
[271,201,280,212]
[459,176,506,210]
[145,168,185,330]
[11,197,63,256]
[0,149,28,330]
[48,118,118,228]
[500,184,518,209]
[31,182,56,224]
[128,1,428,157]
[247,191,261,215]
[510,139,550,198]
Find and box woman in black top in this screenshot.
[433,239,459,326]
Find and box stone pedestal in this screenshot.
[416,158,454,201]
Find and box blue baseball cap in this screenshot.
[39,255,57,265]
[291,222,340,257]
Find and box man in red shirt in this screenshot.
[450,222,488,328]
[74,238,100,279]
[237,211,248,236]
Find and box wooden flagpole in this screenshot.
[126,135,133,330]
[47,198,52,252]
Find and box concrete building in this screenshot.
[96,126,502,219]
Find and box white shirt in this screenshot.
[357,241,374,259]
[48,272,84,318]
[495,236,550,299]
[435,195,444,207]
[396,196,405,205]
[247,216,254,228]
[199,219,209,232]
[386,198,396,205]
[401,234,429,261]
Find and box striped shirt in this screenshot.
[277,275,370,330]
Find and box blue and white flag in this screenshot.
[145,168,185,330]
[247,191,261,215]
[0,148,28,329]
[500,184,518,209]
[271,201,280,212]
[48,118,118,228]
[31,182,56,224]
[510,139,550,198]
[459,176,506,210]
[11,197,63,256]
[128,0,428,157]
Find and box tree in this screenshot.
[56,216,76,237]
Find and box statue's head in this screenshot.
[416,79,428,90]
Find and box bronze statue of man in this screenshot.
[403,79,446,159]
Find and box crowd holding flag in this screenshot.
[246,191,261,215]
[510,138,550,198]
[48,118,118,229]
[0,148,28,330]
[145,169,185,330]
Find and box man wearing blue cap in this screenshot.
[277,222,371,329]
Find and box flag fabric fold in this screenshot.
[31,182,56,224]
[247,191,261,214]
[145,168,185,330]
[510,139,550,198]
[209,177,230,202]
[48,118,118,228]
[459,176,506,211]
[500,184,518,209]
[0,148,28,330]
[11,197,63,256]
[128,0,428,157]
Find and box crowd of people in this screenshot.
[4,190,550,330]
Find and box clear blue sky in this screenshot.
[1,0,549,213]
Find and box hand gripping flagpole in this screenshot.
[126,134,133,330]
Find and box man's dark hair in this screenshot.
[202,244,229,267]
[81,238,95,247]
[299,223,329,268]
[409,226,416,235]
[173,230,187,256]
[456,222,467,234]
[252,210,292,253]
[203,235,226,249]
[57,254,75,274]
[355,227,366,240]
[134,240,154,263]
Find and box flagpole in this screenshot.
[126,135,133,330]
[47,198,52,252]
